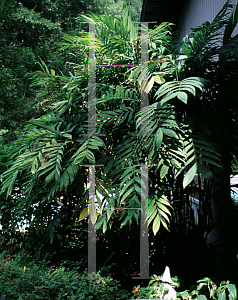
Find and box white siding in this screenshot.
[176,0,238,41]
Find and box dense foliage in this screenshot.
[0,0,127,141]
[1,0,238,296]
[1,0,238,239]
[0,253,129,299]
[0,253,237,300]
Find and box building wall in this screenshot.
[176,0,238,41]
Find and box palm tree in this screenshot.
[0,1,238,264]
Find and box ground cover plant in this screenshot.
[0,252,130,299]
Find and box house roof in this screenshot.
[140,0,186,30]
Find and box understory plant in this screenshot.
[131,275,237,300]
[0,253,129,299]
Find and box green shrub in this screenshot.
[0,253,129,299]
[130,274,179,299]
[130,275,237,300]
[177,277,237,300]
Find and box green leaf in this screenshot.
[197,295,207,300]
[197,163,213,180]
[74,152,86,165]
[227,284,237,300]
[121,186,134,203]
[45,170,55,184]
[183,162,197,188]
[160,164,169,179]
[199,157,221,168]
[157,202,171,215]
[63,171,69,189]
[3,170,17,197]
[160,92,179,104]
[155,128,163,150]
[31,158,37,175]
[218,291,226,300]
[79,207,88,221]
[162,128,178,139]
[177,91,188,104]
[72,163,79,175]
[104,157,114,175]
[67,165,75,182]
[144,76,154,93]
[161,218,170,231]
[96,213,107,230]
[153,75,165,84]
[120,179,135,196]
[171,158,181,169]
[38,151,44,164]
[28,120,62,136]
[152,214,161,235]
[86,150,95,164]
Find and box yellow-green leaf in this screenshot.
[177,91,188,104]
[144,76,154,93]
[153,75,165,84]
[152,214,161,235]
[79,207,88,221]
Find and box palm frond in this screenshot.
[176,120,222,188]
[155,77,208,104]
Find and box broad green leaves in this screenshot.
[155,77,208,104]
[178,278,237,300]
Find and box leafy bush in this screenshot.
[130,274,237,300]
[177,277,237,300]
[130,274,179,299]
[0,253,129,299]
